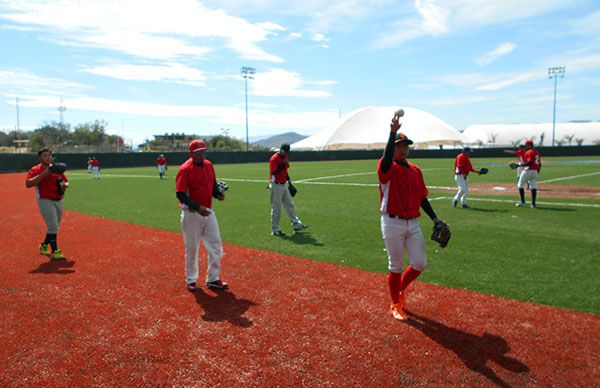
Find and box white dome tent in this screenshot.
[463,122,600,147]
[291,106,465,150]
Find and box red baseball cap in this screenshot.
[189,139,207,153]
[394,132,413,145]
[525,140,534,147]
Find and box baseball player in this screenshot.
[90,156,100,179]
[175,139,228,291]
[156,154,167,179]
[269,143,308,236]
[503,145,526,183]
[378,111,447,321]
[514,140,542,208]
[452,147,486,208]
[25,148,69,260]
[87,157,93,174]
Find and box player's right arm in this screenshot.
[380,114,401,174]
[25,168,50,188]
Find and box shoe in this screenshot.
[293,224,309,232]
[39,243,50,256]
[531,203,537,208]
[50,249,66,260]
[452,199,458,208]
[461,204,470,208]
[390,303,407,321]
[515,202,526,207]
[206,279,229,290]
[271,230,285,236]
[186,282,198,291]
[399,289,409,310]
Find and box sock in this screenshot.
[400,265,422,292]
[47,234,57,252]
[519,188,525,203]
[531,189,537,204]
[388,272,402,304]
[43,233,52,245]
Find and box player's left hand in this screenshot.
[431,219,451,248]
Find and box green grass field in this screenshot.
[63,156,600,314]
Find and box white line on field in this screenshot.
[295,171,373,183]
[538,170,600,183]
[429,196,600,208]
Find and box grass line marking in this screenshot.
[539,171,600,183]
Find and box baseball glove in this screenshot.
[478,167,489,175]
[508,162,519,170]
[431,220,451,248]
[216,180,229,195]
[288,183,297,197]
[49,162,67,174]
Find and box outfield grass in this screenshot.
[63,156,600,314]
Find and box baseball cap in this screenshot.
[280,143,291,152]
[525,140,534,147]
[189,139,207,153]
[462,146,472,153]
[394,132,413,145]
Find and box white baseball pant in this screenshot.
[158,165,166,175]
[269,183,302,233]
[37,198,63,234]
[453,174,469,206]
[518,169,539,189]
[92,166,100,179]
[381,215,427,273]
[181,209,223,284]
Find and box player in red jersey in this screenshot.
[268,143,307,236]
[452,147,486,208]
[25,148,69,260]
[90,156,100,179]
[504,144,526,184]
[515,140,542,208]
[176,140,228,291]
[378,111,447,321]
[156,154,167,179]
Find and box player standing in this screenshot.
[175,140,228,291]
[268,143,308,236]
[156,154,167,179]
[503,145,526,184]
[90,156,100,179]
[25,148,69,260]
[378,111,447,321]
[87,157,93,174]
[514,140,542,208]
[452,147,485,208]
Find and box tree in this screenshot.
[487,133,498,146]
[28,121,71,151]
[205,135,245,151]
[538,132,545,146]
[576,138,584,146]
[563,134,575,146]
[556,139,565,146]
[510,138,523,147]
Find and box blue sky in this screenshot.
[1,0,599,146]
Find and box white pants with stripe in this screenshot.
[518,169,539,189]
[453,174,469,206]
[381,215,427,273]
[181,210,223,284]
[269,183,302,233]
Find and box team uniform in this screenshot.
[515,149,526,182]
[516,145,541,207]
[26,157,69,260]
[156,156,167,179]
[87,158,93,174]
[452,150,479,208]
[269,146,307,236]
[90,157,100,179]
[176,143,226,290]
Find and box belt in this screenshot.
[388,214,415,220]
[273,182,286,185]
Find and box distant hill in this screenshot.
[252,132,307,149]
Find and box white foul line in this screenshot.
[538,171,600,183]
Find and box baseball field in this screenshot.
[2,155,599,385]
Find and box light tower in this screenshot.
[57,95,66,128]
[240,66,255,151]
[548,66,565,147]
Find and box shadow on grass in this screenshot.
[405,311,529,388]
[29,259,76,275]
[281,232,324,246]
[532,207,576,212]
[190,288,256,328]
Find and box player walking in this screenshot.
[513,140,542,208]
[452,147,486,208]
[378,111,447,321]
[156,154,167,179]
[176,140,228,291]
[90,156,100,179]
[25,148,69,260]
[269,143,308,236]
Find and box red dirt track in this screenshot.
[1,172,599,386]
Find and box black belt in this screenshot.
[388,214,414,220]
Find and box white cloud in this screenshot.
[81,62,207,87]
[418,95,495,106]
[252,68,335,97]
[476,42,517,66]
[0,68,87,95]
[374,0,576,48]
[0,0,284,62]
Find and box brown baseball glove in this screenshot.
[431,220,451,248]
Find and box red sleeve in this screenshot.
[175,167,188,193]
[269,154,278,175]
[377,158,391,183]
[419,168,429,199]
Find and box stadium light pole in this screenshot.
[57,95,66,129]
[241,66,255,151]
[548,66,565,147]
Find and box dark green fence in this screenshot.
[2,146,599,173]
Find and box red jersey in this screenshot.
[523,149,541,171]
[175,158,216,209]
[269,152,288,183]
[377,159,428,219]
[515,149,525,164]
[156,157,167,166]
[90,159,99,167]
[26,164,68,200]
[454,153,478,176]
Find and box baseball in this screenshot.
[395,109,405,118]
